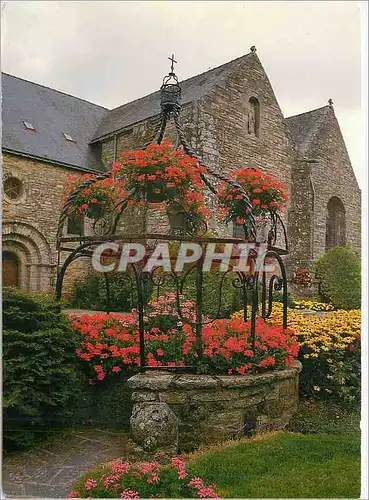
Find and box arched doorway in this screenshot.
[325,196,346,251]
[2,251,19,287]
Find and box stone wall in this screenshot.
[308,108,361,260]
[128,362,302,454]
[2,153,92,296]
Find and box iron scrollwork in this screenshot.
[55,58,289,371]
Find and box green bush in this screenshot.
[3,287,80,452]
[315,246,361,310]
[70,272,148,312]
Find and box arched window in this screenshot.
[325,197,346,251]
[247,97,260,137]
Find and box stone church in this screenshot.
[2,48,361,296]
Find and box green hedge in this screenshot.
[315,246,361,310]
[70,272,144,312]
[3,287,80,451]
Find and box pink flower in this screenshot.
[111,461,130,474]
[84,478,97,490]
[188,477,204,489]
[120,489,140,499]
[198,487,219,498]
[112,366,121,373]
[146,473,160,484]
[66,492,79,498]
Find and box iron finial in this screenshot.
[168,53,177,75]
[250,45,257,53]
[328,98,334,107]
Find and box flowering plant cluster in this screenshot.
[293,300,335,312]
[71,293,299,383]
[235,302,360,406]
[217,168,288,225]
[111,140,210,218]
[63,174,123,219]
[68,456,220,498]
[293,267,313,287]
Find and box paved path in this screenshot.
[3,428,128,498]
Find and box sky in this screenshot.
[1,1,366,188]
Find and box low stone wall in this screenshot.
[127,361,302,454]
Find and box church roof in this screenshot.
[1,73,108,172]
[91,53,253,142]
[285,105,332,156]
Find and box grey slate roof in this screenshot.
[91,53,252,141]
[285,105,331,156]
[1,73,108,172]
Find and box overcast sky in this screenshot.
[1,1,366,187]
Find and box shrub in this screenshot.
[69,456,220,498]
[71,293,299,383]
[264,303,361,408]
[70,272,152,312]
[3,287,80,451]
[315,246,361,310]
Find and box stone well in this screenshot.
[127,361,302,453]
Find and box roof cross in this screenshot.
[168,54,177,74]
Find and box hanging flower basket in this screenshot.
[217,168,288,226]
[62,175,121,219]
[141,180,178,203]
[111,140,210,220]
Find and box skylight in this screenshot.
[23,121,35,131]
[63,132,75,142]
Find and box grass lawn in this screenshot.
[187,432,361,498]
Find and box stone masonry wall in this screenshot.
[195,54,298,267]
[3,153,92,296]
[128,362,302,454]
[308,108,361,260]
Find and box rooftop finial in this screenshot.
[250,45,257,53]
[168,53,177,75]
[328,98,334,107]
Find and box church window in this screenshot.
[63,132,75,142]
[247,97,260,138]
[325,196,346,251]
[4,177,23,200]
[67,215,84,235]
[23,120,35,131]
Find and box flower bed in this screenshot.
[68,456,220,499]
[292,300,335,312]
[71,294,299,384]
[233,303,361,407]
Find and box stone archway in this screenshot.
[2,221,56,292]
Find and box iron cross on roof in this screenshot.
[168,54,177,74]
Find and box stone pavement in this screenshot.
[2,428,128,499]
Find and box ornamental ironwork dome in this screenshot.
[56,55,289,371]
